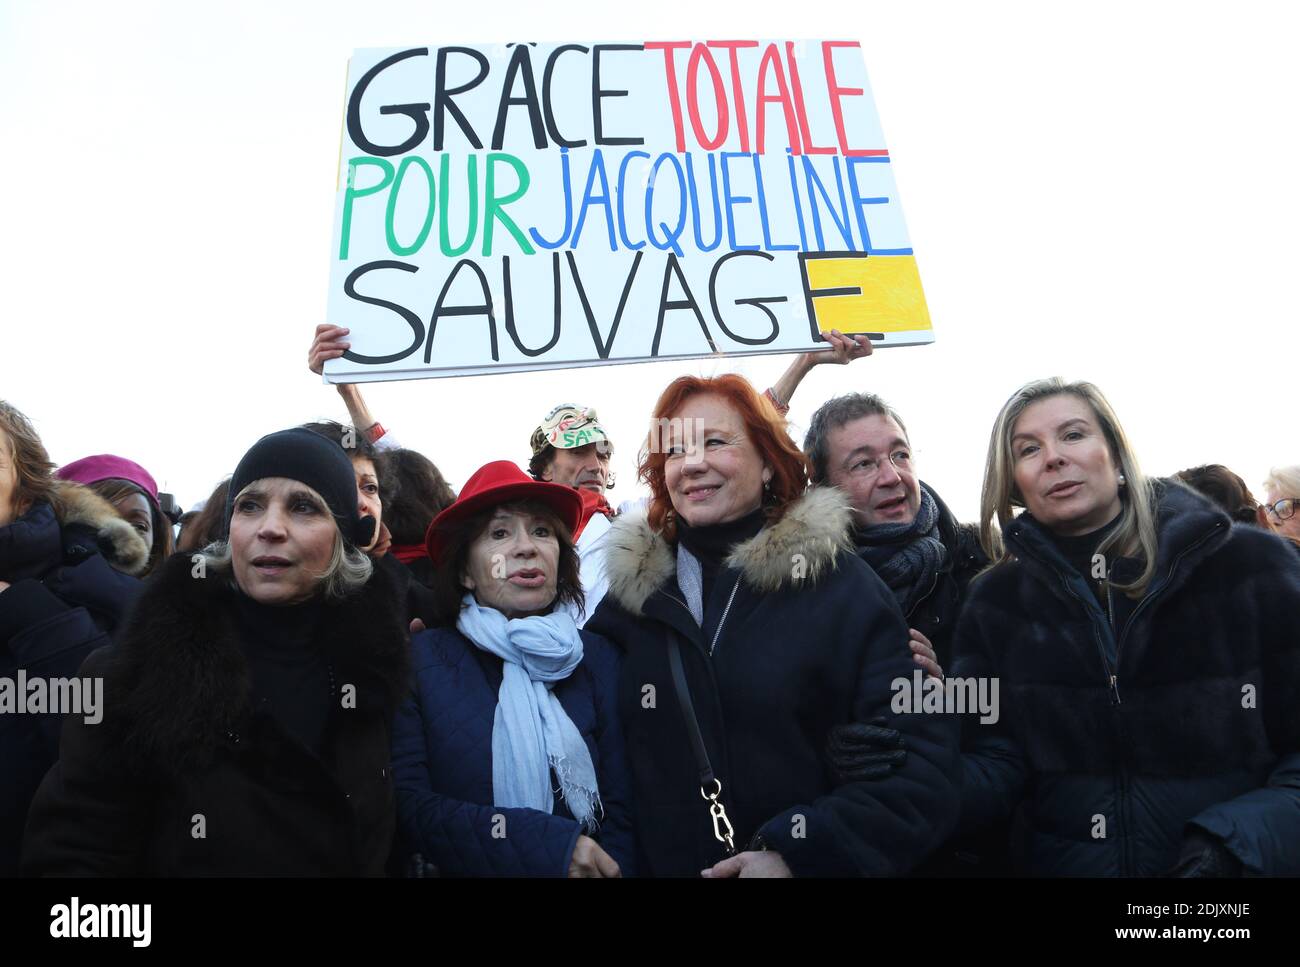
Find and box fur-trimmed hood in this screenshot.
[603,487,854,616]
[53,480,151,576]
[103,551,410,776]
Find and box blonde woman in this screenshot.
[953,378,1300,876]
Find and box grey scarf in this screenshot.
[854,485,947,615]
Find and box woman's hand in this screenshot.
[909,628,944,680]
[308,324,351,376]
[701,850,793,878]
[568,834,622,878]
[769,331,873,411]
[0,581,9,594]
[802,329,873,368]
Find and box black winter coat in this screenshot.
[374,552,437,627]
[954,481,1300,875]
[21,551,410,876]
[0,485,146,875]
[587,488,958,877]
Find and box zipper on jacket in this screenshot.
[1055,574,1121,705]
[906,569,943,622]
[1103,581,1121,704]
[1091,576,1129,873]
[1113,695,1134,876]
[709,577,742,656]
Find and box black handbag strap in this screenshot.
[664,629,736,855]
[666,629,715,786]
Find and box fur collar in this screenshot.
[107,551,410,776]
[603,487,854,616]
[53,480,151,576]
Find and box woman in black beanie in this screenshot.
[22,428,410,876]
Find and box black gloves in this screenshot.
[1169,830,1243,878]
[825,718,906,783]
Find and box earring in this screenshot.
[1118,472,1127,486]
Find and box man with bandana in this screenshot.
[526,404,618,626]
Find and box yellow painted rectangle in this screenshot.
[805,255,933,334]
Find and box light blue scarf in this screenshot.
[456,594,602,829]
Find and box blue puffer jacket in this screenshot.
[955,481,1300,875]
[392,624,636,876]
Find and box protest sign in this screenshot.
[325,41,932,382]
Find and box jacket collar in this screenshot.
[0,500,62,581]
[108,551,410,775]
[54,480,152,576]
[0,482,150,580]
[1004,478,1231,597]
[603,486,854,616]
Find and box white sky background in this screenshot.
[2,0,1297,522]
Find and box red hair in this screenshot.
[638,374,809,540]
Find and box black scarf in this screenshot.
[676,507,766,605]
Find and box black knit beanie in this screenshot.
[224,427,376,548]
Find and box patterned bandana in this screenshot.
[529,405,612,456]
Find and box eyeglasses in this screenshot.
[846,449,913,481]
[1266,498,1299,521]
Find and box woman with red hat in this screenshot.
[391,461,635,877]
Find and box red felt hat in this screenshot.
[424,460,584,565]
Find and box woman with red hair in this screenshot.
[587,374,957,877]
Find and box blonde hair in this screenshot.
[979,378,1159,598]
[200,480,374,599]
[1263,465,1300,500]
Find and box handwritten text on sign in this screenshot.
[325,41,932,381]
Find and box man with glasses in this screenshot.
[804,394,987,672]
[805,392,1000,874]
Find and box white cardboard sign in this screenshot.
[325,41,932,382]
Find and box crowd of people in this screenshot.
[2,326,1298,877]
